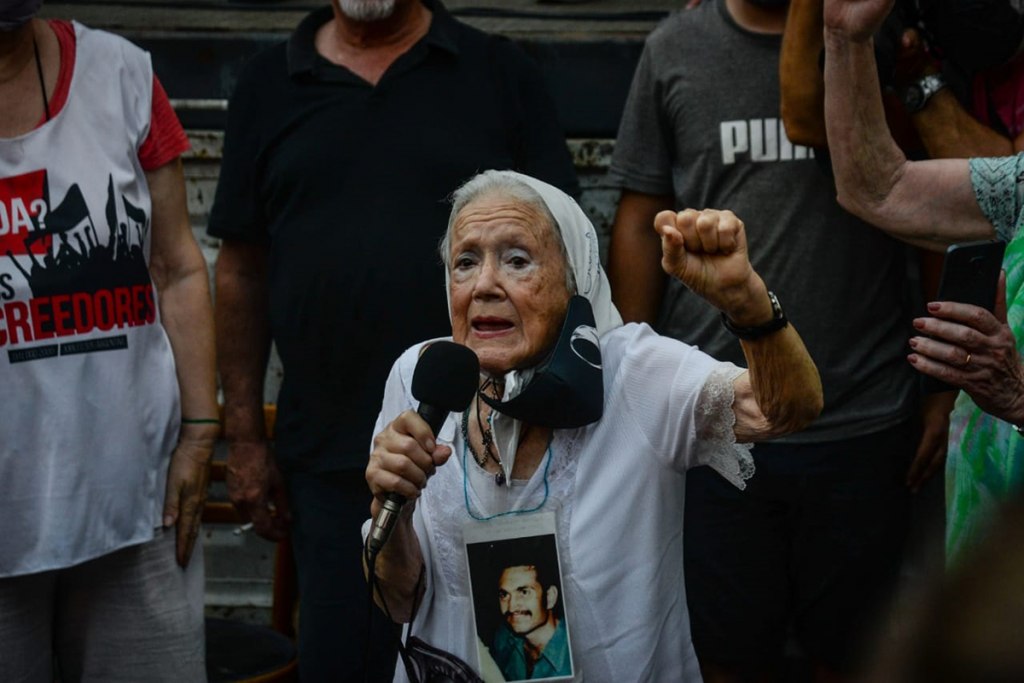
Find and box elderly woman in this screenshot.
[823,0,1024,564]
[365,170,822,681]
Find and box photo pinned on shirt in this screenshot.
[464,512,573,682]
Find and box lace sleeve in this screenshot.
[969,155,1024,243]
[693,362,754,490]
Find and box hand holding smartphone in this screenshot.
[921,239,1006,393]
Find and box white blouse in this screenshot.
[369,323,752,682]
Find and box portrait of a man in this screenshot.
[466,529,573,682]
[491,560,570,680]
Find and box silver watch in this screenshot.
[902,73,946,114]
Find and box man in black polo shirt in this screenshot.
[207,0,578,680]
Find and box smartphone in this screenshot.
[922,239,1006,393]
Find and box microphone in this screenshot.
[367,341,479,557]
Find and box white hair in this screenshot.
[440,170,576,293]
[336,0,397,22]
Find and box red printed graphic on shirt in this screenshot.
[0,170,52,257]
[1,170,156,359]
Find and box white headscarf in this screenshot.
[443,170,622,335]
[443,170,623,484]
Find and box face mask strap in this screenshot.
[481,295,603,429]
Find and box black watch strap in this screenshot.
[721,291,788,340]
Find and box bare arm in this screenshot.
[822,1,995,248]
[780,0,828,147]
[655,210,823,442]
[731,322,825,442]
[147,159,218,567]
[214,239,290,540]
[608,190,674,323]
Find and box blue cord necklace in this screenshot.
[460,408,552,521]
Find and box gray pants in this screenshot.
[0,528,206,682]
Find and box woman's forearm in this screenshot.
[146,161,218,429]
[780,0,827,147]
[159,264,218,425]
[364,513,426,624]
[735,324,823,441]
[725,284,823,441]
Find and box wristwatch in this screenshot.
[902,73,946,114]
[721,291,788,340]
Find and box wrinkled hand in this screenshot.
[908,272,1024,425]
[226,440,291,542]
[655,209,769,324]
[905,391,955,493]
[823,0,895,42]
[366,411,453,522]
[164,432,215,568]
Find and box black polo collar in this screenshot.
[287,0,459,79]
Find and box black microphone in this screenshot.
[367,341,479,557]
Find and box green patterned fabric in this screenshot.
[946,155,1024,565]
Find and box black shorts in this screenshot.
[683,421,916,674]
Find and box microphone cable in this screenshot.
[363,537,426,683]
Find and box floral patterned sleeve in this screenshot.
[969,154,1024,243]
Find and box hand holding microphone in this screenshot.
[366,342,479,557]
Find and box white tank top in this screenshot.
[0,22,179,576]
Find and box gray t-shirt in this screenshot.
[609,0,917,442]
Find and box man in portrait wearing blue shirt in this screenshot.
[490,561,571,680]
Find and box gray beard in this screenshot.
[337,0,397,22]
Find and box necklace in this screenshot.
[461,393,506,487]
[461,442,552,522]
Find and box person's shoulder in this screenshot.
[600,323,706,375]
[600,323,660,369]
[489,623,517,663]
[445,13,534,68]
[71,21,149,68]
[70,22,153,112]
[601,322,665,348]
[228,41,289,111]
[645,4,714,50]
[442,10,495,46]
[70,21,139,52]
[236,41,289,88]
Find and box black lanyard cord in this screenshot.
[33,33,50,123]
